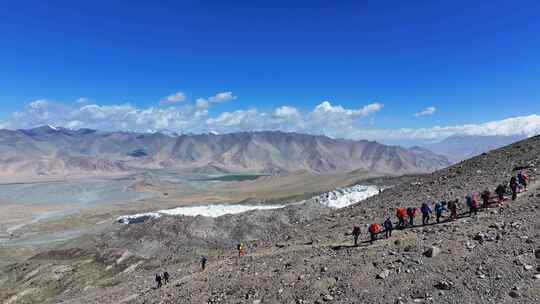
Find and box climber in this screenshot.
[200,255,208,271]
[466,193,478,216]
[384,217,393,238]
[352,225,361,246]
[421,202,432,226]
[434,201,446,223]
[495,184,506,204]
[510,176,518,200]
[481,189,491,209]
[155,273,162,289]
[237,242,246,257]
[518,169,529,190]
[396,207,407,228]
[407,207,417,227]
[163,271,169,285]
[448,199,459,220]
[368,223,381,245]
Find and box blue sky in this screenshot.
[1,0,539,144]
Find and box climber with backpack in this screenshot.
[481,189,491,209]
[421,202,432,226]
[495,184,506,204]
[518,170,529,190]
[434,201,446,223]
[200,255,208,271]
[396,207,407,228]
[448,198,459,220]
[407,207,417,227]
[510,176,518,200]
[155,273,162,289]
[237,242,246,257]
[163,271,169,285]
[352,225,361,246]
[466,193,478,216]
[384,217,393,238]
[368,223,381,245]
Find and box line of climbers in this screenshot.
[150,169,530,289]
[355,169,529,246]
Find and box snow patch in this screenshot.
[160,204,286,217]
[117,184,379,224]
[311,184,380,208]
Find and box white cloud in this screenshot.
[195,98,210,111]
[208,91,237,103]
[29,99,49,109]
[196,91,237,111]
[273,106,299,118]
[348,114,540,142]
[160,91,187,106]
[414,106,436,117]
[207,109,259,127]
[310,101,383,120]
[3,97,539,145]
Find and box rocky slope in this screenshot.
[1,136,539,303]
[0,127,450,177]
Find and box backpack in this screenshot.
[472,194,478,206]
[352,226,361,236]
[369,224,380,234]
[435,202,443,213]
[421,203,431,214]
[384,218,393,228]
[466,195,472,207]
[397,208,406,218]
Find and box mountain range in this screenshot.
[0,126,451,177]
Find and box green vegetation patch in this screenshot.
[202,174,266,182]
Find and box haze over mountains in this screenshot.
[0,126,450,177]
[423,134,527,163]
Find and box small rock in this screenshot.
[423,246,441,258]
[322,294,334,301]
[473,233,485,242]
[434,280,454,290]
[524,265,533,271]
[508,290,520,298]
[489,223,503,230]
[377,270,391,279]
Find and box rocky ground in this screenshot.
[1,136,539,303]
